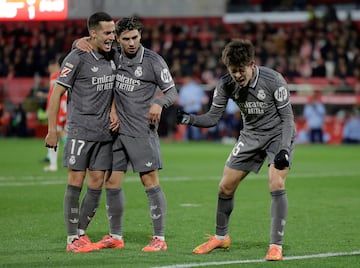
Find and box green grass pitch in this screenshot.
[0,138,359,267]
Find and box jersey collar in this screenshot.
[120,45,144,65]
[90,50,113,61]
[248,65,259,89]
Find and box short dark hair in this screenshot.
[115,16,143,35]
[87,12,113,31]
[221,39,255,67]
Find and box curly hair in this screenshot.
[115,16,144,36]
[221,39,255,67]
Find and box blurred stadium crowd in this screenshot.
[1,8,359,84]
[0,3,360,143]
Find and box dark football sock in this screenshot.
[64,184,82,236]
[145,185,166,238]
[270,190,288,245]
[106,188,124,236]
[78,187,102,231]
[216,193,234,236]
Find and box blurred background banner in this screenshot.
[1,0,360,21]
[0,0,226,21]
[66,0,225,19]
[0,0,68,21]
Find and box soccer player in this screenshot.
[177,39,296,261]
[44,54,67,172]
[45,12,119,253]
[76,16,178,252]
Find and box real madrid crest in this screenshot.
[134,66,143,77]
[257,89,266,100]
[69,155,76,165]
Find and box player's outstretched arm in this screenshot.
[176,109,191,124]
[72,37,92,52]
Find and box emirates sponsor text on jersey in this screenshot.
[240,101,268,114]
[115,73,141,92]
[92,75,116,91]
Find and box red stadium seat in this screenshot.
[5,79,33,105]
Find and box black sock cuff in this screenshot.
[106,188,122,196]
[87,187,102,194]
[219,193,234,200]
[67,184,82,192]
[145,185,161,195]
[270,189,286,197]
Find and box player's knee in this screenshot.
[140,170,159,188]
[105,176,122,188]
[68,173,85,188]
[218,183,236,196]
[269,180,285,192]
[87,176,105,189]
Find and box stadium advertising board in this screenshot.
[0,0,67,21]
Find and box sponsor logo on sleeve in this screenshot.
[160,68,173,83]
[274,86,288,102]
[60,67,72,77]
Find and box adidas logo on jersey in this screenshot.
[145,162,153,167]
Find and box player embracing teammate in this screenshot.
[75,16,178,252]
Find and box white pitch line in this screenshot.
[151,250,360,268]
[0,170,360,187]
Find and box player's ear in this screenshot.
[89,29,96,39]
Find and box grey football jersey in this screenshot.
[114,46,175,137]
[57,49,116,141]
[192,66,295,151]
